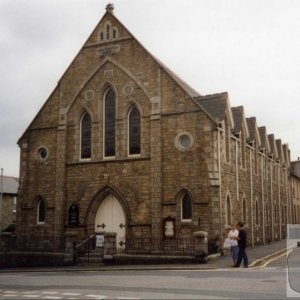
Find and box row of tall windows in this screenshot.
[80,89,141,159]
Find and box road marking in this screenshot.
[2,295,19,297]
[61,293,81,296]
[41,292,59,294]
[3,291,18,293]
[118,297,139,299]
[22,295,40,298]
[86,295,107,299]
[42,296,62,299]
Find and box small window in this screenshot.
[106,24,110,39]
[128,107,141,155]
[179,134,191,148]
[113,29,117,39]
[37,147,48,161]
[181,193,192,221]
[80,113,92,159]
[175,132,194,151]
[37,197,46,224]
[100,31,104,41]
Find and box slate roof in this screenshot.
[0,176,19,195]
[268,134,278,158]
[195,93,228,123]
[231,106,245,134]
[155,57,201,98]
[246,117,256,141]
[258,126,269,151]
[276,139,284,162]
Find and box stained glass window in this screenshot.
[129,107,141,155]
[105,89,116,157]
[37,197,45,224]
[81,113,92,159]
[181,193,192,220]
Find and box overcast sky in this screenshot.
[1,0,300,177]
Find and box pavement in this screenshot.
[0,239,288,273]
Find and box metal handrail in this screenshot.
[75,233,96,249]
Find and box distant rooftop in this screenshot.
[0,176,19,195]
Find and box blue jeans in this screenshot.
[236,247,248,267]
[231,246,239,263]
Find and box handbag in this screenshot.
[223,238,232,249]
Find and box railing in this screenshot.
[75,233,104,264]
[116,237,195,256]
[1,235,65,252]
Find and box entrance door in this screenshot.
[95,194,126,248]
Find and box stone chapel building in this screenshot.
[15,4,300,261]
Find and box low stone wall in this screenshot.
[0,252,65,268]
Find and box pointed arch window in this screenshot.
[226,195,232,225]
[37,196,46,224]
[242,198,247,224]
[128,107,141,155]
[255,200,259,225]
[181,193,192,221]
[104,89,116,157]
[80,113,92,159]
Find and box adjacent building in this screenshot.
[0,176,18,231]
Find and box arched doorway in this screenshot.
[94,194,126,246]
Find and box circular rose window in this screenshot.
[37,147,48,161]
[175,132,194,151]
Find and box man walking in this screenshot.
[233,221,248,268]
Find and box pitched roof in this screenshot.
[258,126,270,152]
[276,139,284,162]
[195,92,233,124]
[246,117,261,146]
[231,106,249,138]
[268,134,278,158]
[1,176,19,195]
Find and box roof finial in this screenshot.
[106,3,114,14]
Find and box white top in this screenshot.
[227,229,239,246]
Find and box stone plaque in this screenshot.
[163,216,176,238]
[97,44,120,57]
[84,89,94,101]
[68,204,79,225]
[123,84,133,96]
[96,235,104,248]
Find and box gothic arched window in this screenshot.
[37,197,46,224]
[181,193,192,221]
[242,198,247,224]
[80,113,92,159]
[128,107,141,155]
[226,195,232,225]
[104,89,116,157]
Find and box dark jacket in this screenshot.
[238,228,247,248]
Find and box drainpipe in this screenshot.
[261,155,265,244]
[236,140,239,202]
[270,163,274,241]
[250,148,254,247]
[217,128,222,240]
[278,166,281,240]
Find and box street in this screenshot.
[0,255,298,299]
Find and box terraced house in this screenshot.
[14,4,300,265]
